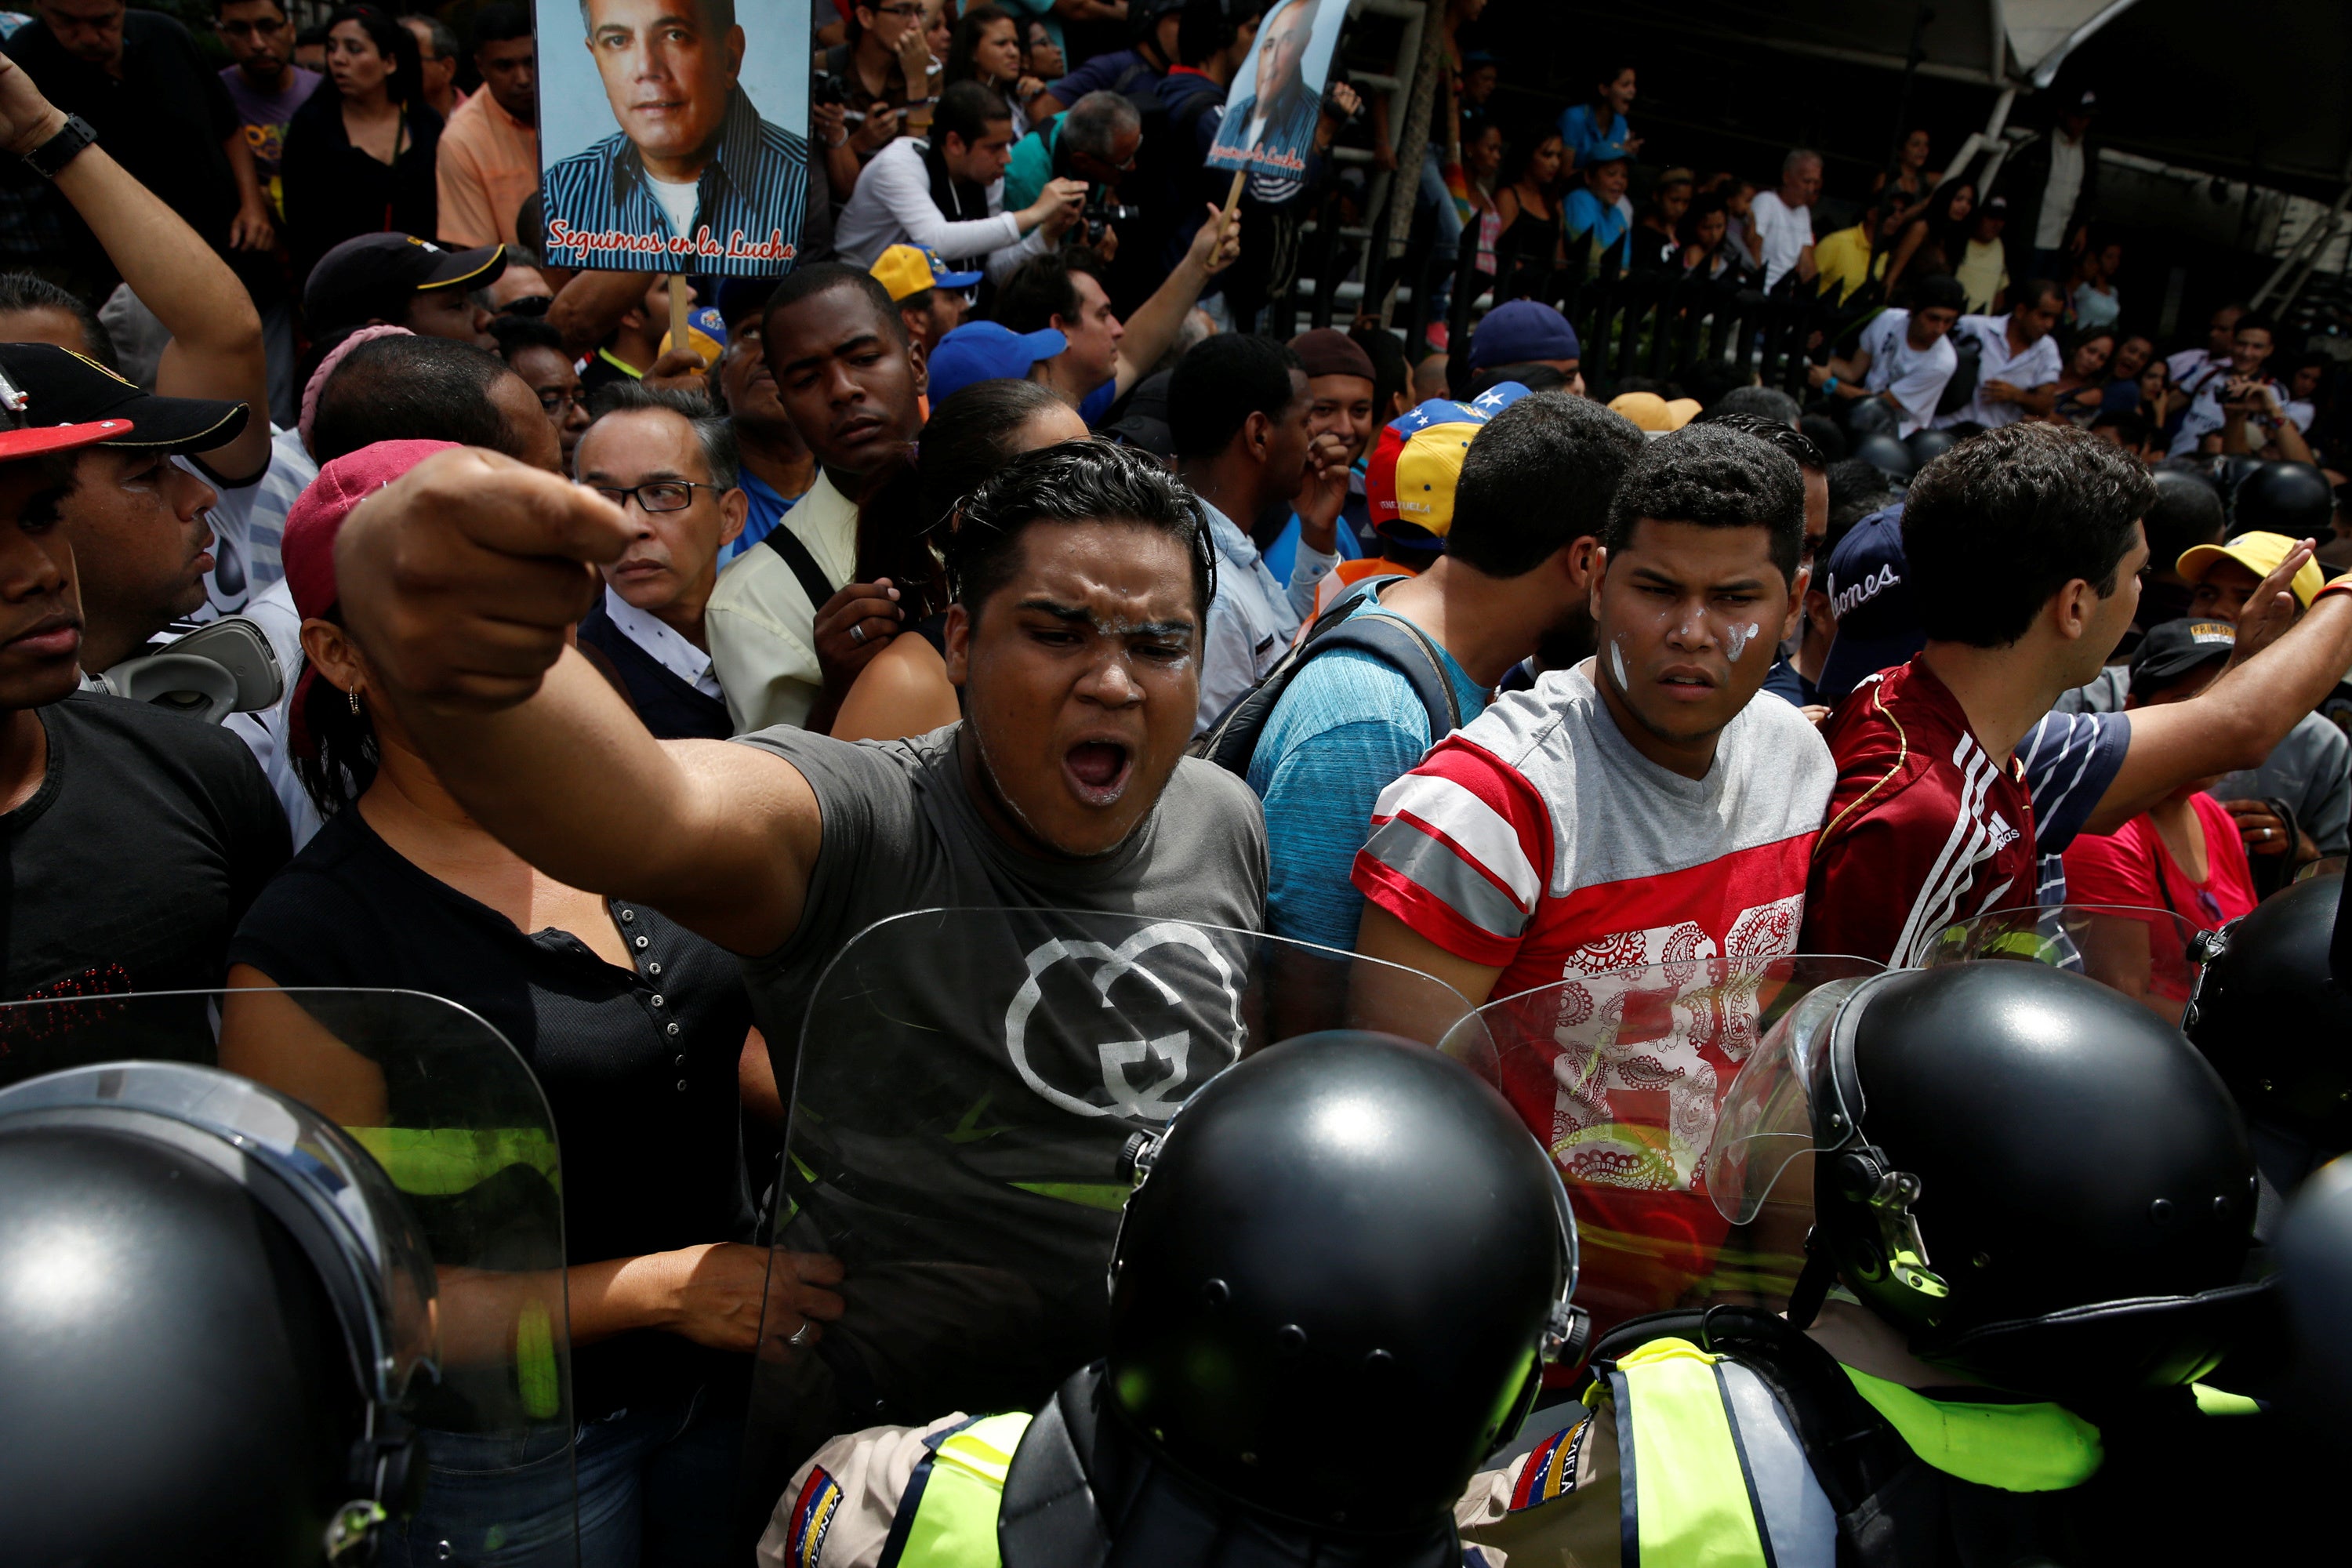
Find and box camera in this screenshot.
[1079,188,1142,249]
[812,71,849,108]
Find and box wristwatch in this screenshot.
[23,114,96,181]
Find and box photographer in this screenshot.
[2171,312,2286,458]
[1002,90,1142,235]
[835,79,1086,282]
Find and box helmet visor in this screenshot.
[1922,902,2205,1025]
[1701,971,1886,1226]
[0,1059,438,1403]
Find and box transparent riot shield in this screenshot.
[1922,902,2205,1025]
[1439,954,1884,1350]
[738,908,1478,1524]
[0,988,579,1567]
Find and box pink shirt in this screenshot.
[435,89,537,249]
[2061,791,2259,933]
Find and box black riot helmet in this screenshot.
[2281,1155,2352,1425]
[0,1063,435,1566]
[2230,459,2335,540]
[2186,872,2352,1157]
[1711,962,2263,1399]
[1904,426,1958,470]
[1106,1032,1581,1537]
[1852,431,1917,482]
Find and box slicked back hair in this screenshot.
[583,381,739,490]
[1904,421,2154,647]
[1601,422,1807,583]
[946,440,1215,622]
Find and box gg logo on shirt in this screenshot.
[1002,924,1245,1120]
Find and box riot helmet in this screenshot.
[2281,1154,2352,1425]
[2185,873,2352,1159]
[2230,459,2334,540]
[1904,426,1958,470]
[1106,1032,1581,1537]
[1708,962,2263,1398]
[0,1062,436,1566]
[1852,432,1916,482]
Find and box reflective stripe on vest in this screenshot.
[1610,1338,1835,1568]
[886,1412,1035,1568]
[1838,1365,2102,1491]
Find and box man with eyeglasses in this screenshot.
[212,0,317,220]
[574,382,748,740]
[491,315,592,470]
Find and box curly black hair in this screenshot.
[1601,421,1808,582]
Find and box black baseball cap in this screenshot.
[2129,617,2234,688]
[303,234,506,339]
[0,343,248,455]
[1817,503,1925,703]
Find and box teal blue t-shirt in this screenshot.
[1243,586,1489,950]
[1003,117,1061,215]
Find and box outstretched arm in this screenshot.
[1111,203,1240,400]
[0,55,271,479]
[335,448,822,955]
[2085,555,2352,835]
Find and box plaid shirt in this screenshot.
[542,87,808,277]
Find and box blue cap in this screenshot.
[1816,503,1925,704]
[1468,300,1581,371]
[926,321,1069,407]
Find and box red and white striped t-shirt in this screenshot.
[1354,664,1836,1004]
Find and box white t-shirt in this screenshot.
[2170,374,2282,457]
[1748,191,1813,288]
[1934,314,2063,430]
[2034,132,2085,250]
[645,173,701,240]
[1860,310,1959,437]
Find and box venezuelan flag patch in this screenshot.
[786,1465,844,1566]
[1507,1417,1590,1512]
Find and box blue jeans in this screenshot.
[384,1390,741,1567]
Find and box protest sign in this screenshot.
[1204,0,1344,205]
[539,0,811,275]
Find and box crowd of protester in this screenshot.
[5,0,2352,1559]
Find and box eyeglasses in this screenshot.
[590,481,730,513]
[537,388,586,414]
[872,2,926,16]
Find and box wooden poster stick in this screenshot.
[667,274,691,359]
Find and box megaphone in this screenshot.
[90,615,282,725]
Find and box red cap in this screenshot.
[283,440,459,621]
[283,441,457,763]
[0,417,135,463]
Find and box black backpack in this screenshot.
[1189,578,1463,775]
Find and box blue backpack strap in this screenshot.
[1306,612,1464,743]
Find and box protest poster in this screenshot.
[538,0,811,276]
[1203,0,1345,205]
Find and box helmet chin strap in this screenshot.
[1786,1229,1836,1330]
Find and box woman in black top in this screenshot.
[221,442,825,1566]
[1491,129,1567,289]
[281,5,441,289]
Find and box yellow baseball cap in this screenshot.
[1607,390,1695,434]
[869,244,985,303]
[2176,529,2326,608]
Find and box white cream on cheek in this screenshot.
[1608,637,1629,688]
[1725,621,1761,662]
